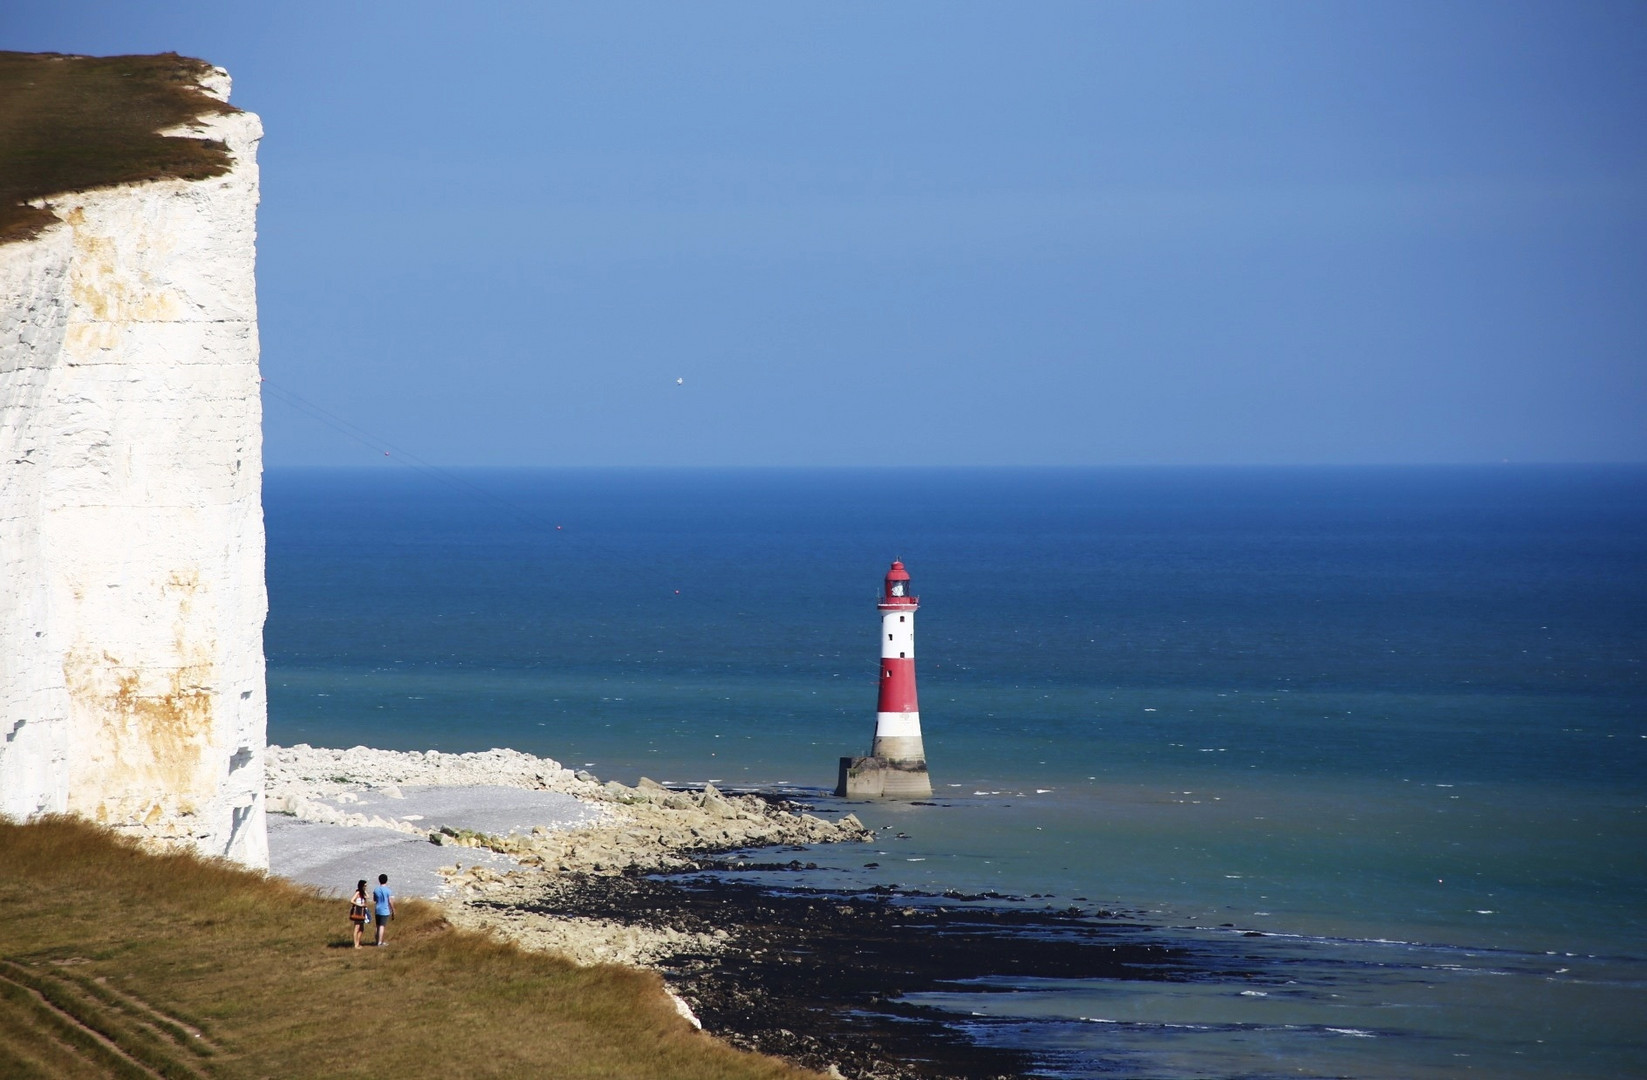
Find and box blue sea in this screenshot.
[265,466,1647,1079]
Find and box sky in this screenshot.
[6,1,1645,466]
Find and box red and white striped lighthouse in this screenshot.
[837,560,933,798]
[873,560,923,762]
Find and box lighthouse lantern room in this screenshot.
[837,560,933,798]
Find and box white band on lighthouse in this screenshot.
[881,611,914,659]
[874,711,922,737]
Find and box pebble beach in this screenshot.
[264,742,871,966]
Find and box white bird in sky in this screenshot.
[676,377,684,385]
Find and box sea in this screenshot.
[264,465,1647,1080]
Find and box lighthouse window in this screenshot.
[890,581,906,597]
[888,633,893,641]
[899,615,906,623]
[899,651,906,658]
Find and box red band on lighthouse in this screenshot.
[877,658,919,714]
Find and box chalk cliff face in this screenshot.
[0,68,268,866]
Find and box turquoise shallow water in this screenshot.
[266,466,1647,1078]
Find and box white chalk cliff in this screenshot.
[0,67,269,866]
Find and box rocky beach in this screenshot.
[265,743,873,967]
[263,743,1243,1080]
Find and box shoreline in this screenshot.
[262,743,1228,1080]
[266,742,873,967]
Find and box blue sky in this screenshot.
[8,1,1645,465]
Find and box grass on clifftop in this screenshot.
[0,51,236,244]
[0,816,818,1080]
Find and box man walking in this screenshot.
[372,873,396,946]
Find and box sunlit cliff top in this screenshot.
[0,51,239,244]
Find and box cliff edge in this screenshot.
[0,52,268,866]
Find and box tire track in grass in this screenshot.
[0,990,105,1079]
[0,960,210,1080]
[61,967,223,1061]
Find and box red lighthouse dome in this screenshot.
[880,560,918,609]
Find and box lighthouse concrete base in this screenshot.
[836,756,932,799]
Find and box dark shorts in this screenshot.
[374,913,391,925]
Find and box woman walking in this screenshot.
[348,879,370,948]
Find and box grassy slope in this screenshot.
[0,51,236,244]
[0,817,817,1080]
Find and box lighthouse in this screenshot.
[836,560,933,798]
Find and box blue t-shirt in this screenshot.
[372,884,393,917]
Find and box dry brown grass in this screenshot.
[0,51,237,244]
[0,816,820,1080]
